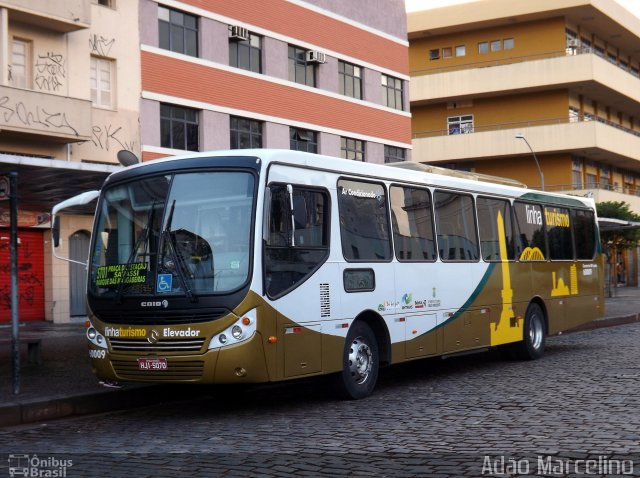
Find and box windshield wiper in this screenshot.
[114,203,155,304]
[160,199,197,302]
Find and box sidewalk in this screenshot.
[1,288,639,427]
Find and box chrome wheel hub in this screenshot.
[529,315,544,350]
[348,337,372,384]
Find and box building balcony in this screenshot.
[412,117,640,171]
[0,85,92,143]
[0,0,90,32]
[410,50,640,118]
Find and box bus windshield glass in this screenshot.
[89,171,255,298]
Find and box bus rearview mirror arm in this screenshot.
[51,190,100,267]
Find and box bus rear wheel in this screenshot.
[512,302,546,360]
[335,322,379,400]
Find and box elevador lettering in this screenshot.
[163,327,200,337]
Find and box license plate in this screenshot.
[137,358,168,370]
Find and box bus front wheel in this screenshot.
[335,321,379,400]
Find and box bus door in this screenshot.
[389,184,440,358]
[263,175,337,379]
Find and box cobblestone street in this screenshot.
[1,323,639,477]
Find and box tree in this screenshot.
[596,201,640,249]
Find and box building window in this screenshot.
[229,29,261,73]
[158,6,198,57]
[288,45,315,87]
[93,0,114,7]
[455,45,466,57]
[572,157,583,188]
[90,57,114,108]
[429,49,440,60]
[10,39,30,89]
[490,40,501,52]
[478,41,489,54]
[341,137,364,161]
[504,38,514,50]
[442,47,453,59]
[382,74,403,110]
[338,61,362,99]
[230,116,262,149]
[594,45,605,58]
[160,104,199,151]
[290,127,317,153]
[600,167,610,189]
[447,115,474,135]
[569,106,580,122]
[384,145,406,163]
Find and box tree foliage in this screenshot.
[596,201,640,249]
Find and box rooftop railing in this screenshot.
[412,115,640,139]
[410,46,640,80]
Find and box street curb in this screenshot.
[0,384,183,428]
[562,313,640,334]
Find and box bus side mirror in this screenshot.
[51,190,100,265]
[52,216,60,248]
[263,186,271,244]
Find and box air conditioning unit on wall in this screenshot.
[230,25,249,41]
[305,50,327,64]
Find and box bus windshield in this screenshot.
[89,171,256,299]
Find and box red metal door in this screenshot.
[0,229,45,322]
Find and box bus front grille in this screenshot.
[94,308,229,325]
[109,338,206,353]
[111,359,204,381]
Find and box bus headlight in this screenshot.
[209,308,257,350]
[231,325,244,340]
[86,323,107,349]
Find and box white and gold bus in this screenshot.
[55,149,604,399]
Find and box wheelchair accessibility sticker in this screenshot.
[157,274,173,293]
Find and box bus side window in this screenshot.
[265,185,330,298]
[434,191,479,262]
[572,209,596,260]
[476,196,515,261]
[337,179,392,262]
[390,185,436,262]
[545,206,573,260]
[513,201,547,261]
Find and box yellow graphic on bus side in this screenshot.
[519,247,545,261]
[490,211,523,346]
[551,264,579,297]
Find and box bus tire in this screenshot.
[512,302,546,360]
[334,321,379,400]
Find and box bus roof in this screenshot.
[113,149,595,209]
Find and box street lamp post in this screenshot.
[515,133,545,191]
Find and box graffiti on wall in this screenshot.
[0,240,42,311]
[80,123,136,153]
[0,95,79,136]
[89,34,115,57]
[34,52,66,92]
